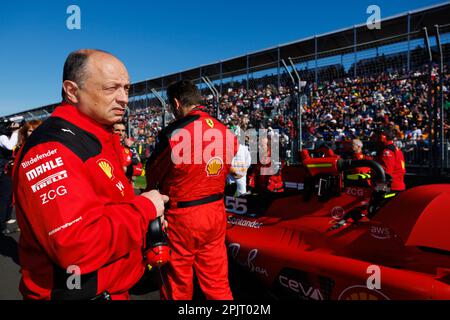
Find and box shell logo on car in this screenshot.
[338,285,390,300]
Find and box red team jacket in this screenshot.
[146,107,238,204]
[352,152,372,175]
[145,106,238,299]
[376,142,406,191]
[13,103,157,300]
[248,149,284,193]
[118,145,143,180]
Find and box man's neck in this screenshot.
[177,105,197,119]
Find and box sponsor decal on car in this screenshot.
[279,275,324,300]
[370,225,392,240]
[247,249,269,277]
[272,268,334,300]
[331,206,345,220]
[227,216,263,228]
[338,285,390,300]
[225,196,248,215]
[227,243,268,277]
[345,187,367,197]
[228,242,241,259]
[284,182,304,190]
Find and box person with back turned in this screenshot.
[145,80,238,300]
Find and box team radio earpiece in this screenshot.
[144,217,171,269]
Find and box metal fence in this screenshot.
[2,7,449,174]
[121,24,450,174]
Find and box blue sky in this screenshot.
[0,0,445,116]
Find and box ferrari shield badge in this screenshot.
[205,118,214,128]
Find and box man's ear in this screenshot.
[62,80,79,104]
[173,98,181,110]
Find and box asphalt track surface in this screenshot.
[0,208,271,300]
[0,225,21,300]
[2,174,449,300]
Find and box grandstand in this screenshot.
[2,2,449,173]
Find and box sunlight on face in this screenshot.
[77,52,130,126]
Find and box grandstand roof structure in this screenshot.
[130,2,450,93]
[2,2,449,121]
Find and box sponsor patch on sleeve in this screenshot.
[97,159,115,179]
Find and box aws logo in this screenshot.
[97,159,114,179]
[370,226,392,240]
[206,157,223,176]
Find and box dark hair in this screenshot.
[61,51,90,99]
[61,49,111,100]
[113,121,127,128]
[19,120,43,145]
[376,127,395,141]
[166,80,201,108]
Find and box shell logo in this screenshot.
[205,119,214,128]
[206,157,223,176]
[331,206,345,220]
[338,285,390,300]
[97,160,114,179]
[401,160,405,170]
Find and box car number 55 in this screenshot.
[225,196,248,215]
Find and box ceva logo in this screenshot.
[279,275,324,300]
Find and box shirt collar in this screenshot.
[188,105,208,115]
[51,102,114,140]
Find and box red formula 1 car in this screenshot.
[225,149,450,300]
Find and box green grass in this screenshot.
[134,175,147,190]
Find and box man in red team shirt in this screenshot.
[113,122,143,182]
[145,80,238,300]
[13,49,168,300]
[350,139,372,174]
[374,127,406,192]
[248,135,283,193]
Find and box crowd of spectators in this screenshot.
[125,59,449,166]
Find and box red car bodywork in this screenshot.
[225,152,450,300]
